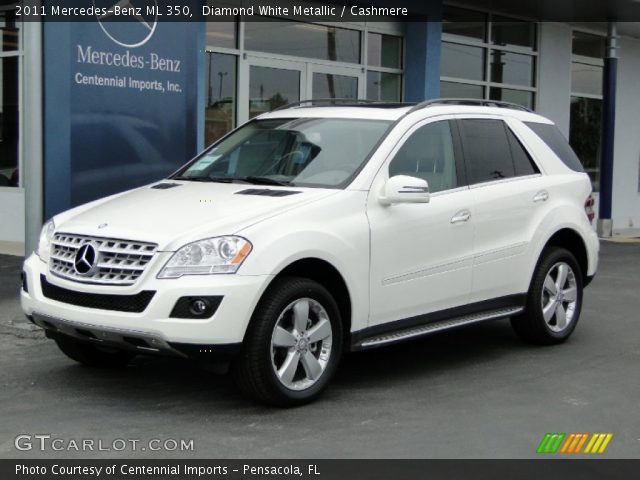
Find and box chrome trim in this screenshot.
[358,306,524,348]
[49,233,158,286]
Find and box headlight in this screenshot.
[36,219,56,261]
[157,236,252,278]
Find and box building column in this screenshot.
[23,18,44,255]
[404,6,442,102]
[597,22,618,237]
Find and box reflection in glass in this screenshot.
[313,73,357,99]
[179,118,391,188]
[441,42,485,81]
[366,72,402,101]
[442,6,486,42]
[1,9,19,52]
[0,56,18,187]
[491,17,536,50]
[571,62,603,96]
[440,81,484,99]
[245,20,361,64]
[490,50,535,87]
[367,33,403,68]
[572,31,605,59]
[249,66,300,119]
[205,53,237,145]
[489,87,534,109]
[206,20,237,49]
[570,97,602,190]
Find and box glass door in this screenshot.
[308,64,364,101]
[239,56,307,123]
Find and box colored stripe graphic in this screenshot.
[560,433,589,454]
[537,433,565,453]
[585,433,613,454]
[539,433,613,454]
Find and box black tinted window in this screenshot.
[506,127,539,176]
[524,122,585,172]
[459,119,515,183]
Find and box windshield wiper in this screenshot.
[240,176,291,186]
[174,176,237,183]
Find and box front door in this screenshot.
[367,119,474,328]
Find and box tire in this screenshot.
[55,336,135,368]
[233,277,343,407]
[511,247,583,345]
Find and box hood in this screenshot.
[54,181,338,251]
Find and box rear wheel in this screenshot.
[233,277,343,406]
[511,247,583,344]
[55,336,134,368]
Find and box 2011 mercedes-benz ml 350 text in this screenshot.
[21,99,599,406]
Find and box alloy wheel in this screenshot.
[270,298,333,391]
[541,262,578,333]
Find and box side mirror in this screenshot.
[379,175,430,206]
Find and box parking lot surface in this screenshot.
[0,243,638,458]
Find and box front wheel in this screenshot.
[511,247,583,345]
[233,277,343,406]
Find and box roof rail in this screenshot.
[272,98,388,111]
[407,98,533,113]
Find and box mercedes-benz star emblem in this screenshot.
[94,0,159,48]
[74,243,99,276]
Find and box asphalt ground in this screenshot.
[0,242,638,459]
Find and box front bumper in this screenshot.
[21,253,272,346]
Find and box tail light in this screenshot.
[585,194,595,223]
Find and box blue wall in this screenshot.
[44,20,202,219]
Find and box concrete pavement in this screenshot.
[1,244,639,458]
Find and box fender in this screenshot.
[526,204,594,289]
[237,192,371,333]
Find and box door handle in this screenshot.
[533,190,549,202]
[451,209,471,224]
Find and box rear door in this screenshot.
[457,116,548,303]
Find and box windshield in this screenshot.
[174,117,391,188]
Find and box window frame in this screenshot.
[386,117,468,195]
[440,3,538,110]
[570,28,604,191]
[205,18,405,141]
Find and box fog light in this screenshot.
[189,298,210,316]
[169,295,223,319]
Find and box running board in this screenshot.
[356,306,524,349]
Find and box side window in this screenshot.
[506,126,540,176]
[459,119,515,184]
[524,121,585,172]
[389,120,458,193]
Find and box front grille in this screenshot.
[40,275,155,313]
[49,233,158,286]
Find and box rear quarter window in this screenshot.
[524,122,585,172]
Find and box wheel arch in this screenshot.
[257,258,353,347]
[537,228,590,286]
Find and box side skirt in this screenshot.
[351,294,526,351]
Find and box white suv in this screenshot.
[21,99,599,406]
